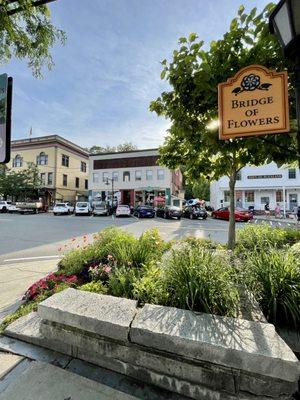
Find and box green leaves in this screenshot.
[188,32,198,42]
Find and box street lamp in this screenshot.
[269,0,300,167]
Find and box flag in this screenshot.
[29,127,32,137]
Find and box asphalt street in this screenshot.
[0,212,237,262]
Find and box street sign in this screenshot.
[218,65,289,140]
[0,74,12,163]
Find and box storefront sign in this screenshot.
[0,74,12,163]
[218,65,289,140]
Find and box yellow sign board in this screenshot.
[218,65,289,140]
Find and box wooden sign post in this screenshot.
[218,65,289,140]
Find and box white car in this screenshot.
[53,202,74,215]
[7,203,19,213]
[115,204,131,217]
[75,201,92,216]
[0,201,12,213]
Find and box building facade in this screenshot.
[7,135,89,204]
[89,149,184,206]
[210,162,300,213]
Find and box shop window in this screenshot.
[135,171,142,181]
[63,174,68,187]
[112,171,118,182]
[224,191,230,202]
[123,171,130,182]
[81,161,87,172]
[276,190,283,202]
[62,154,69,167]
[12,154,22,167]
[103,172,108,182]
[245,191,254,202]
[261,196,269,204]
[146,170,153,181]
[93,173,99,183]
[85,180,88,189]
[157,169,164,180]
[288,168,296,179]
[75,177,79,188]
[48,173,53,185]
[37,152,48,165]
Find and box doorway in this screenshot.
[289,194,298,211]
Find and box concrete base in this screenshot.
[0,353,23,379]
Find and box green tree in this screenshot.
[150,3,297,249]
[88,142,137,154]
[0,0,66,77]
[184,177,210,201]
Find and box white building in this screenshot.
[210,162,300,213]
[89,149,184,207]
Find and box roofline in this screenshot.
[90,148,158,157]
[12,135,89,157]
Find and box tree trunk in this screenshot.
[228,170,236,250]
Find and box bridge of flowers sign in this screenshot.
[218,65,289,140]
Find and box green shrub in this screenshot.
[236,223,287,255]
[79,281,108,294]
[132,262,169,305]
[178,236,222,250]
[288,241,300,258]
[162,243,239,316]
[108,266,141,298]
[243,248,300,329]
[283,228,300,245]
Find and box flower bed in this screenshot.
[1,224,299,333]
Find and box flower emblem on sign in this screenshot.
[231,74,272,96]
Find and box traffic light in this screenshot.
[0,74,13,164]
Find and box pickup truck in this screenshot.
[16,201,48,214]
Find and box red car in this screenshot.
[211,207,253,222]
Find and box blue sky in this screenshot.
[5,0,272,149]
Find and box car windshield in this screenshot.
[77,202,88,207]
[194,207,204,211]
[118,205,129,209]
[95,204,105,209]
[236,207,247,212]
[141,206,153,210]
[56,203,66,207]
[170,207,180,211]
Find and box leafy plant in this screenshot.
[80,281,108,294]
[163,243,239,316]
[243,249,300,329]
[108,266,141,299]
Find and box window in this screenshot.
[103,172,108,182]
[112,171,118,182]
[12,154,22,167]
[157,169,165,181]
[123,171,130,182]
[288,168,296,179]
[62,154,69,167]
[261,196,269,204]
[146,170,153,181]
[236,170,242,180]
[245,191,254,202]
[93,173,99,183]
[224,191,230,202]
[276,190,283,202]
[63,174,68,187]
[75,177,79,188]
[85,179,88,190]
[40,173,46,185]
[135,170,142,181]
[48,173,53,185]
[81,161,87,172]
[36,152,48,165]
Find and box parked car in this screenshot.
[7,202,19,213]
[133,206,155,218]
[156,206,182,220]
[75,201,92,216]
[17,200,48,214]
[0,201,12,213]
[115,204,131,217]
[53,202,74,215]
[93,201,111,216]
[211,207,253,222]
[183,206,207,220]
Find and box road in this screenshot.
[0,212,238,262]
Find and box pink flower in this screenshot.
[71,237,76,242]
[103,265,111,274]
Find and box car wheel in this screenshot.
[68,210,71,215]
[2,207,7,213]
[54,213,58,216]
[178,217,181,220]
[189,213,193,220]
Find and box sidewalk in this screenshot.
[0,259,58,323]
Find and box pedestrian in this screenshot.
[297,206,300,223]
[264,202,270,218]
[275,203,281,219]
